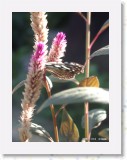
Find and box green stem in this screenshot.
[84,12,91,142]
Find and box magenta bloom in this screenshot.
[32,42,47,69]
[19,42,47,142]
[47,32,67,62]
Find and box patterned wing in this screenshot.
[46,62,84,80]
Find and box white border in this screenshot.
[0,0,121,155]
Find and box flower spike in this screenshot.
[47,32,67,62]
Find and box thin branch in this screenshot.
[55,105,66,118]
[77,12,88,23]
[90,22,109,50]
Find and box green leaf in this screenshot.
[30,123,54,142]
[45,76,53,89]
[60,109,79,142]
[12,80,25,94]
[90,45,109,59]
[81,109,107,131]
[37,87,109,113]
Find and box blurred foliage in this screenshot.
[12,12,109,142]
[47,12,70,29]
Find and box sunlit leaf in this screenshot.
[12,80,25,94]
[98,128,109,140]
[79,76,99,87]
[60,109,79,142]
[37,87,109,113]
[45,76,53,89]
[30,123,54,142]
[90,45,109,59]
[81,109,107,131]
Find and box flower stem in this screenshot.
[44,77,59,142]
[90,22,109,50]
[84,12,91,142]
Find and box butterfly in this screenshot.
[45,62,84,80]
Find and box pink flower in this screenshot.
[32,42,47,68]
[19,42,46,142]
[47,32,67,62]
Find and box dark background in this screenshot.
[12,12,109,142]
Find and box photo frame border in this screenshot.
[0,0,121,155]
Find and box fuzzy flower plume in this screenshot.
[19,42,46,142]
[47,32,67,62]
[30,12,49,50]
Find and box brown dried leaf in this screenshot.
[79,76,99,87]
[60,109,79,142]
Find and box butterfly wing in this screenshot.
[46,62,84,80]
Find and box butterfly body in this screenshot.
[46,62,84,80]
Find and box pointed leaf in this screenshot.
[30,123,54,142]
[60,109,79,142]
[12,80,26,94]
[90,45,109,59]
[37,87,109,113]
[45,76,53,89]
[79,76,99,87]
[81,109,107,131]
